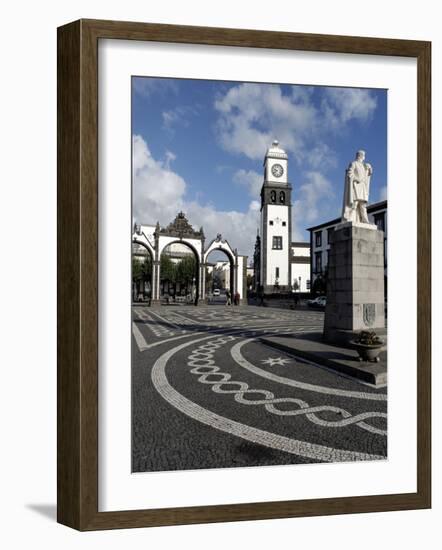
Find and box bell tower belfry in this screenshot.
[259,140,292,293]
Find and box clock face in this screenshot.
[271,163,284,178]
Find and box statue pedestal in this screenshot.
[323,223,385,345]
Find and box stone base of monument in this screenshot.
[260,333,387,386]
[323,222,385,346]
[324,327,387,348]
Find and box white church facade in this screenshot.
[253,141,311,294]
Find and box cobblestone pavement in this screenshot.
[132,305,387,472]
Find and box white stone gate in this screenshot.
[133,212,247,304]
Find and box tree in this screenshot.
[160,255,176,282]
[176,255,196,285]
[132,257,142,281]
[132,253,152,300]
[132,254,152,282]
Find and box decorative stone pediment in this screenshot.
[159,211,203,240]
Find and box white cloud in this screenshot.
[215,164,234,174]
[214,83,317,162]
[213,83,380,239]
[133,135,260,258]
[162,110,180,128]
[164,151,176,169]
[162,105,200,132]
[292,171,335,238]
[184,201,260,257]
[291,85,314,103]
[132,135,186,225]
[233,169,262,197]
[133,78,179,98]
[322,88,378,128]
[304,143,338,171]
[214,83,378,169]
[134,83,379,250]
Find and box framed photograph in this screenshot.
[57,19,431,530]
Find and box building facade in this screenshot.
[307,200,387,294]
[259,140,292,292]
[290,242,311,292]
[253,141,310,294]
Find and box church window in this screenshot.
[270,190,276,203]
[279,191,285,203]
[272,236,283,250]
[269,220,274,226]
[282,221,286,226]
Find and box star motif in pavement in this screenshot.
[261,357,291,366]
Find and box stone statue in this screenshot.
[341,150,373,224]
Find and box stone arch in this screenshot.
[203,237,236,264]
[203,236,238,299]
[158,236,202,263]
[132,235,155,304]
[132,230,155,258]
[133,238,155,260]
[158,238,201,304]
[132,214,248,305]
[153,212,205,304]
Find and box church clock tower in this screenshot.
[259,140,292,292]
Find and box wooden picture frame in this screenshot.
[57,18,431,530]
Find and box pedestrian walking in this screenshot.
[226,289,232,306]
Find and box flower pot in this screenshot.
[350,341,384,363]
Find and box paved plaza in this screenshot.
[132,305,387,473]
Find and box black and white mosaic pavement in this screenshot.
[132,305,387,472]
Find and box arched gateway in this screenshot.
[133,212,247,305]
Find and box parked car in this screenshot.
[307,296,326,308]
[213,288,221,297]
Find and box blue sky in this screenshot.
[132,77,387,259]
